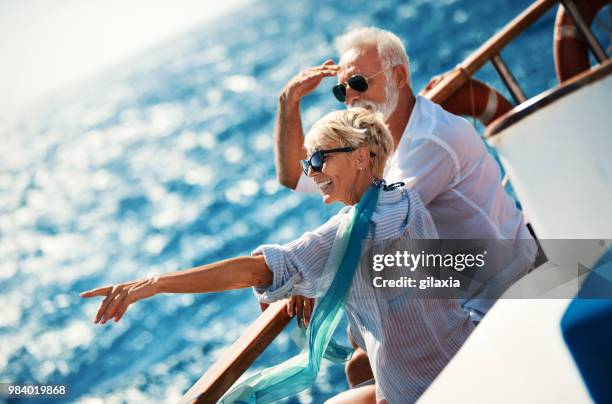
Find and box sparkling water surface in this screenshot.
[1,0,561,402]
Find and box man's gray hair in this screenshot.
[335,27,411,88]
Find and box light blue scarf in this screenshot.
[219,185,380,403]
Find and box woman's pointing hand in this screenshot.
[81,277,159,324]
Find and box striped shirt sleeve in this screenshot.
[251,207,350,303]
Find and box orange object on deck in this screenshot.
[442,78,514,126]
[554,0,612,82]
[422,73,513,126]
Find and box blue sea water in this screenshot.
[0,0,565,402]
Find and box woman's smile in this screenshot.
[316,178,333,193]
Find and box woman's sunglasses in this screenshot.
[332,70,384,102]
[300,147,354,175]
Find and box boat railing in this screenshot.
[181,0,609,402]
[421,0,608,105]
[180,300,291,403]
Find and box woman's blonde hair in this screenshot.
[304,108,394,177]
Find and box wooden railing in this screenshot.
[421,0,558,104]
[181,0,608,401]
[180,300,291,403]
[421,0,608,105]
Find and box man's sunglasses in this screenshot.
[300,147,354,175]
[332,70,384,102]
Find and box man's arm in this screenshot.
[274,60,339,189]
[274,94,306,189]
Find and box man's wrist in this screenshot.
[279,88,300,107]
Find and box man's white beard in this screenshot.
[350,72,399,120]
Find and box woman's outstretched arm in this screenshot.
[80,256,272,324]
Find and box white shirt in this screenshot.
[253,187,474,403]
[296,96,537,314]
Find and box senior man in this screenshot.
[274,27,537,391]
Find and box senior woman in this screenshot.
[81,108,474,403]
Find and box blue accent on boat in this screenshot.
[561,248,612,403]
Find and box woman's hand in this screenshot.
[287,295,315,327]
[80,277,159,324]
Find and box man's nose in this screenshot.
[344,86,360,106]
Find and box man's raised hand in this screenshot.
[280,60,339,104]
